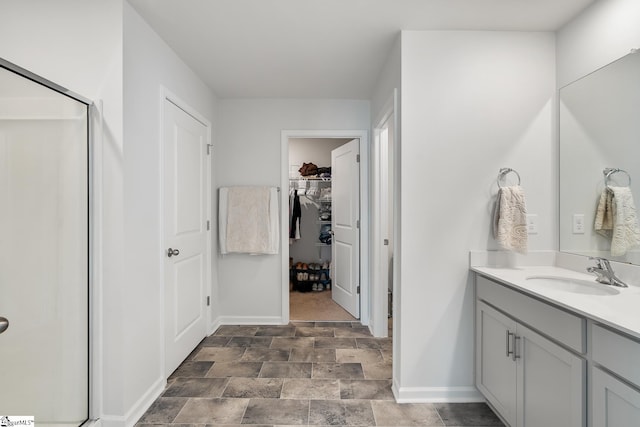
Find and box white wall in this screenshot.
[557,0,640,87]
[123,2,218,424]
[398,30,556,401]
[216,99,369,322]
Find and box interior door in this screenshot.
[163,98,209,377]
[331,139,360,318]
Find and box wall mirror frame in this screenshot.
[559,49,640,265]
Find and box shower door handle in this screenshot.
[0,317,8,334]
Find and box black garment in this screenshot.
[290,193,301,239]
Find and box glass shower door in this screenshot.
[0,65,89,426]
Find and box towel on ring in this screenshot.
[219,186,279,255]
[594,186,640,256]
[493,186,528,254]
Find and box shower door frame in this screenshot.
[0,57,96,425]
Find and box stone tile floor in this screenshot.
[137,322,504,426]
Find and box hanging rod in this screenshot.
[497,168,521,188]
[604,168,631,187]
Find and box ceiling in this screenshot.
[128,0,595,100]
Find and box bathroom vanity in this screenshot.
[472,264,640,427]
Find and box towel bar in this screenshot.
[604,168,631,187]
[497,168,521,188]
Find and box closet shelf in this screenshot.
[289,177,331,181]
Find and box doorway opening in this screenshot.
[281,130,369,325]
[288,137,354,321]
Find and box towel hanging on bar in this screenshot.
[219,186,279,255]
[493,169,528,254]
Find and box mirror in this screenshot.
[559,50,640,264]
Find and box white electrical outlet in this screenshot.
[573,214,585,234]
[526,214,538,235]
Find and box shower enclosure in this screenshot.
[0,61,89,426]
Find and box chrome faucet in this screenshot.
[587,257,628,288]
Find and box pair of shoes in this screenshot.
[312,283,323,291]
[321,261,330,270]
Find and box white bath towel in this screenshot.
[594,186,640,256]
[493,186,528,254]
[219,186,279,255]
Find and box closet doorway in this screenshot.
[285,135,364,322]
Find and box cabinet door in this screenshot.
[592,367,640,427]
[476,301,517,426]
[516,324,585,427]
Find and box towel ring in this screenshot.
[604,168,631,187]
[497,168,521,188]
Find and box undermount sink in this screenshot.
[525,275,620,296]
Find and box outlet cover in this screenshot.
[573,214,585,234]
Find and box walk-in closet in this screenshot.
[288,138,355,321]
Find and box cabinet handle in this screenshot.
[513,335,521,361]
[506,331,514,358]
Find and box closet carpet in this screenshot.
[289,290,356,322]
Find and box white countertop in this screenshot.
[472,265,640,340]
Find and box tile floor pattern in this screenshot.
[137,322,504,427]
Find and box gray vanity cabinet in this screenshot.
[475,276,586,427]
[590,324,640,427]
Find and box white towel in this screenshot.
[493,186,528,254]
[219,186,279,255]
[594,186,640,256]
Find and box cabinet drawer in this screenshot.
[476,275,585,353]
[592,324,640,388]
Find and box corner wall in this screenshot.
[398,30,556,401]
[122,3,218,424]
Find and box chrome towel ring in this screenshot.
[604,168,631,187]
[497,168,521,188]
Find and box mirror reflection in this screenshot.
[559,51,640,264]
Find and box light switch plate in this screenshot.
[526,214,538,235]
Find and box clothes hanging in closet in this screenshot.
[290,191,302,240]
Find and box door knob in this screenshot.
[0,317,9,334]
[167,248,180,257]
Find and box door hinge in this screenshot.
[356,154,360,163]
[206,144,213,155]
[206,296,210,306]
[357,285,361,294]
[383,239,389,246]
[356,220,360,229]
[206,220,210,230]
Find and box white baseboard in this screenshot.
[394,385,484,403]
[101,376,166,427]
[216,315,285,325]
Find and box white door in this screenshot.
[163,98,209,377]
[331,139,360,318]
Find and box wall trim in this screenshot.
[394,386,484,403]
[217,315,285,325]
[100,377,165,427]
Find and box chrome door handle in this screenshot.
[506,331,514,358]
[167,248,180,257]
[0,317,9,334]
[513,335,521,361]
